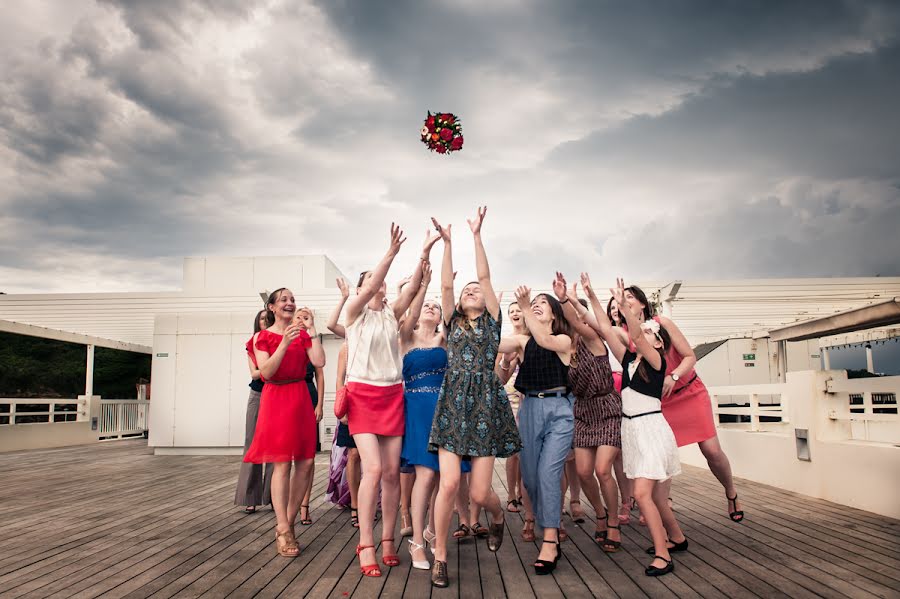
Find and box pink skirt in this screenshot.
[346,381,405,437]
[661,375,717,447]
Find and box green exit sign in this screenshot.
[742,353,756,360]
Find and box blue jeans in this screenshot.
[518,392,575,529]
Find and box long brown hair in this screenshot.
[264,288,286,326]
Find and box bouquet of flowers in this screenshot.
[420,111,463,154]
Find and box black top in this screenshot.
[248,378,264,392]
[620,350,666,399]
[515,336,570,393]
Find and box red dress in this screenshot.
[243,329,317,463]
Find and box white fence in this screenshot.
[825,375,899,443]
[0,398,84,426]
[706,383,789,432]
[99,400,150,440]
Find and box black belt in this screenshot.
[622,410,662,420]
[524,390,568,399]
[671,374,698,394]
[267,378,304,386]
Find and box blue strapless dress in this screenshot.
[402,347,470,472]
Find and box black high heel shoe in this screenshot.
[645,555,674,577]
[534,540,561,575]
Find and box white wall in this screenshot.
[679,370,900,519]
[148,312,343,454]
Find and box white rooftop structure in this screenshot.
[2,258,898,348]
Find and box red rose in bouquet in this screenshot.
[421,111,463,154]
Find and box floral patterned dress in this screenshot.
[429,309,522,458]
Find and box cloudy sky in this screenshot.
[1,0,899,293]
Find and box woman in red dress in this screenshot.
[244,288,325,557]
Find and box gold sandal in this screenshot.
[275,527,300,558]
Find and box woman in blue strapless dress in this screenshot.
[397,263,459,571]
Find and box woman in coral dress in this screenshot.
[244,289,325,558]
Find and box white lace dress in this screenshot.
[620,353,681,481]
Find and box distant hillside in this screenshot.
[0,332,151,399]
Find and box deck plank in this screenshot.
[0,440,898,599]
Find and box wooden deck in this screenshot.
[1,440,898,599]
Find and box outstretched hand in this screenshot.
[423,228,441,253]
[611,277,626,307]
[388,222,407,255]
[467,206,487,235]
[431,217,452,242]
[580,272,595,297]
[336,277,349,299]
[553,272,567,301]
[422,261,433,286]
[515,285,532,309]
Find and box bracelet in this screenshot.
[559,297,569,304]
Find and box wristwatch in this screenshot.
[671,374,680,382]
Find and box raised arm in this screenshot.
[553,272,602,344]
[399,262,433,342]
[326,278,350,338]
[393,230,440,320]
[514,285,572,354]
[614,278,662,371]
[432,217,456,325]
[256,323,302,379]
[581,273,627,363]
[345,223,406,325]
[468,206,500,320]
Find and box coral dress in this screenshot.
[243,329,317,463]
[653,317,717,447]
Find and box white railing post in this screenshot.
[749,393,760,431]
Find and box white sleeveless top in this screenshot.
[346,304,403,386]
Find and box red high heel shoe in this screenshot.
[356,544,382,577]
[381,537,400,567]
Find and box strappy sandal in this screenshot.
[471,522,489,538]
[569,499,586,523]
[275,527,300,558]
[601,523,621,553]
[407,538,430,570]
[452,523,471,540]
[356,544,381,577]
[727,493,744,522]
[381,538,400,567]
[507,497,520,513]
[533,540,561,575]
[299,504,312,526]
[400,510,413,537]
[593,509,609,545]
[521,518,536,542]
[244,506,256,514]
[618,501,631,525]
[350,506,359,528]
[424,527,437,555]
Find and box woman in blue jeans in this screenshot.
[500,285,574,575]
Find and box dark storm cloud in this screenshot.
[0,0,897,292]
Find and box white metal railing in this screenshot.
[0,398,84,426]
[99,399,150,440]
[706,383,789,432]
[826,375,899,442]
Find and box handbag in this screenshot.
[334,385,349,419]
[334,309,364,420]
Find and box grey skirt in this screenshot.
[234,388,273,506]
